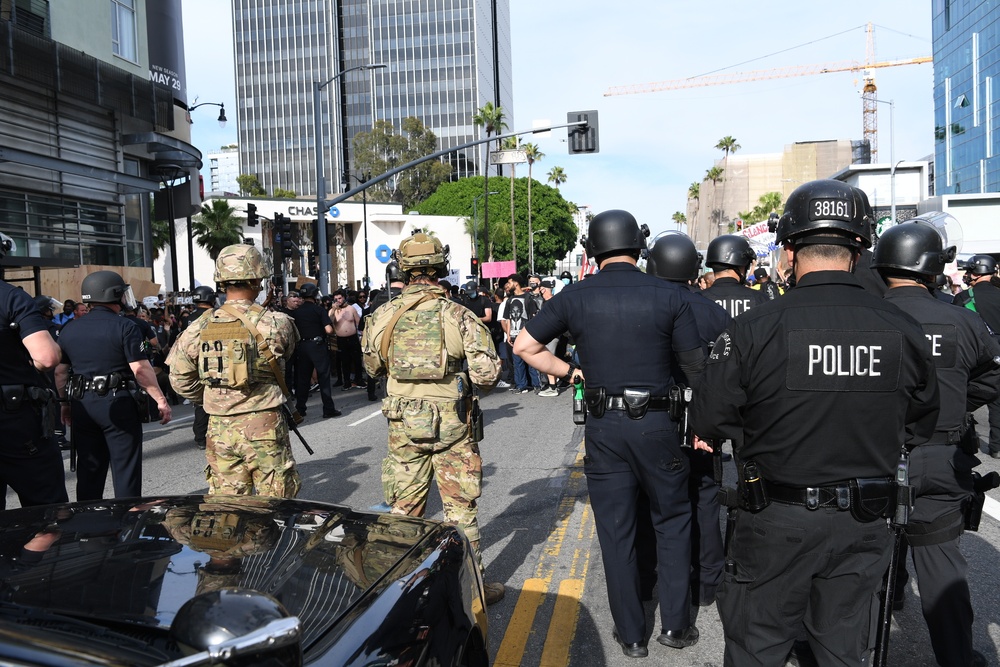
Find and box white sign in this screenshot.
[490,150,528,165]
[740,221,779,257]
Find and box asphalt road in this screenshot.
[10,386,1000,666]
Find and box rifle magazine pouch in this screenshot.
[584,387,606,419]
[623,388,651,420]
[849,477,894,523]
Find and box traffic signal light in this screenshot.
[567,110,599,154]
[470,256,480,275]
[246,203,258,226]
[275,213,296,262]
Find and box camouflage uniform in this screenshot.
[161,499,279,594]
[362,282,499,558]
[168,245,301,497]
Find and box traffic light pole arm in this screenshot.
[322,120,588,210]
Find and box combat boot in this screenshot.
[484,582,505,605]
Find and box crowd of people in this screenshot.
[3,176,1000,662]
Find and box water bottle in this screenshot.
[573,379,586,425]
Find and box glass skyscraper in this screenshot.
[232,0,513,198]
[932,0,1000,194]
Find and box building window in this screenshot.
[111,0,137,63]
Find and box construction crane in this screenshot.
[603,24,931,161]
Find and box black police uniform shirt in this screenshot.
[0,281,51,389]
[289,301,333,340]
[884,285,1000,438]
[701,277,768,319]
[675,285,732,385]
[58,305,147,380]
[691,270,939,487]
[524,262,703,395]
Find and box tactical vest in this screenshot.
[388,297,447,380]
[198,305,274,390]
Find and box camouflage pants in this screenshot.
[205,410,301,498]
[382,403,482,553]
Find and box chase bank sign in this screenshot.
[286,205,340,218]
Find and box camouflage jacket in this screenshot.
[167,299,299,415]
[362,283,499,401]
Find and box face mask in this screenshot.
[561,278,570,285]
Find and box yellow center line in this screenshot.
[495,441,591,667]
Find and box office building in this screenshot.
[207,145,241,194]
[932,0,1000,194]
[232,0,513,198]
[0,0,201,297]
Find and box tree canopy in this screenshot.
[738,191,784,225]
[193,199,245,259]
[237,174,265,197]
[415,176,579,274]
[351,117,453,210]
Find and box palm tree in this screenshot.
[715,136,740,228]
[523,142,544,274]
[500,136,520,264]
[687,182,700,244]
[192,199,245,259]
[671,211,687,230]
[705,166,725,239]
[547,166,567,188]
[472,102,508,261]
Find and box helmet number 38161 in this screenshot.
[810,199,851,221]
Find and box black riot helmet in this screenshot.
[584,210,650,261]
[647,233,702,283]
[81,270,136,308]
[298,283,319,299]
[871,221,957,280]
[385,260,404,284]
[0,232,13,260]
[705,234,756,272]
[852,186,876,246]
[191,285,217,305]
[965,254,998,276]
[776,179,870,248]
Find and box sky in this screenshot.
[181,0,935,239]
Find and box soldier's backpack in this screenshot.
[380,292,447,381]
[198,304,272,390]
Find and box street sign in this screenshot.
[490,150,528,165]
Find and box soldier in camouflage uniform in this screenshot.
[361,233,505,605]
[168,245,301,497]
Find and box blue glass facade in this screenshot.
[932,0,1000,194]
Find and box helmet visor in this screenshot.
[120,285,138,310]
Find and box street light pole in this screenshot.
[472,191,499,279]
[874,97,896,224]
[314,63,386,294]
[530,228,546,275]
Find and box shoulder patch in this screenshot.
[708,332,732,363]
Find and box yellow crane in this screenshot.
[603,24,931,161]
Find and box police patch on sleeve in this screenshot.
[708,331,732,363]
[786,329,902,392]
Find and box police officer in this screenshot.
[690,179,940,666]
[188,285,218,450]
[514,211,705,657]
[167,244,301,497]
[701,234,768,318]
[290,282,340,418]
[953,255,1000,458]
[361,233,504,605]
[0,233,68,509]
[56,270,173,501]
[873,220,998,667]
[646,232,732,608]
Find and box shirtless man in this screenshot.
[330,290,363,389]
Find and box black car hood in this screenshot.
[0,496,457,663]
